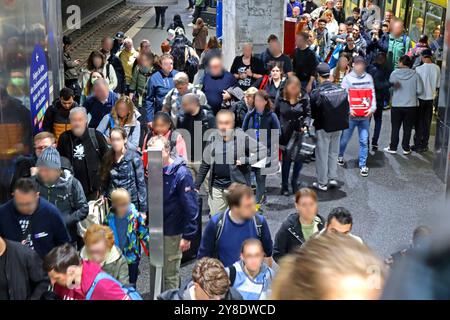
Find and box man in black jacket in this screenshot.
[0,236,49,300]
[293,32,318,93]
[57,107,109,200]
[158,257,242,300]
[101,36,126,94]
[310,63,349,191]
[195,109,265,216]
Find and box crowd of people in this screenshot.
[0,0,442,300]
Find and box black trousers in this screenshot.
[155,6,167,28]
[414,99,434,149]
[192,6,203,24]
[390,107,418,151]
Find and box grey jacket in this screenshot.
[32,171,88,241]
[341,71,377,114]
[389,68,424,107]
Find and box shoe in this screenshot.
[337,156,345,166]
[403,149,412,155]
[411,145,420,152]
[328,180,339,188]
[384,147,396,154]
[161,26,164,30]
[383,105,391,110]
[313,182,328,191]
[372,144,378,151]
[360,166,369,177]
[153,25,158,29]
[421,147,429,153]
[281,189,289,196]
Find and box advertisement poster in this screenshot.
[29,44,50,134]
[348,88,372,117]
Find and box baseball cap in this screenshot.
[115,32,125,40]
[421,49,433,58]
[316,62,331,77]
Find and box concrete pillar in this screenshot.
[222,0,285,69]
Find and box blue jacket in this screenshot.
[286,1,302,17]
[202,71,237,115]
[0,199,70,258]
[106,149,148,213]
[161,156,198,240]
[197,209,273,267]
[144,69,178,122]
[84,91,119,128]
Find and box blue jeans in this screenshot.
[339,118,370,168]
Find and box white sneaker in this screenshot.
[337,157,345,166]
[313,182,328,191]
[403,149,412,155]
[328,180,338,187]
[384,147,397,154]
[360,166,369,177]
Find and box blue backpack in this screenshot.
[86,272,143,300]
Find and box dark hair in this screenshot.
[226,183,254,208]
[87,50,106,71]
[86,70,105,94]
[43,244,81,273]
[418,34,429,44]
[327,207,353,226]
[241,238,264,254]
[13,178,39,194]
[59,87,74,101]
[353,7,361,14]
[254,90,271,112]
[267,34,279,43]
[62,35,72,46]
[318,18,327,24]
[399,55,413,68]
[345,19,354,26]
[153,111,175,131]
[267,61,284,75]
[100,127,128,184]
[207,36,220,50]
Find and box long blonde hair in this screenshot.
[111,96,136,126]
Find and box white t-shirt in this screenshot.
[416,63,441,100]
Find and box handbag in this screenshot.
[77,196,109,238]
[285,130,316,162]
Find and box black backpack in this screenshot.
[316,85,350,132]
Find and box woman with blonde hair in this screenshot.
[97,96,141,150]
[321,9,339,37]
[80,224,129,285]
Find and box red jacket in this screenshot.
[53,260,130,300]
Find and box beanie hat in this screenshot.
[36,147,61,170]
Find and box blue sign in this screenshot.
[216,0,223,40]
[29,44,50,134]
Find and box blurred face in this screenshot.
[208,57,223,77]
[161,58,174,74]
[293,7,301,17]
[91,72,103,85]
[13,190,39,215]
[326,1,333,9]
[382,24,389,33]
[433,29,441,39]
[376,55,386,65]
[353,11,359,19]
[242,44,253,58]
[296,35,307,48]
[70,113,88,137]
[241,244,264,273]
[254,95,266,113]
[87,240,109,264]
[93,56,103,69]
[38,167,61,185]
[325,14,332,23]
[385,11,393,21]
[269,40,282,55]
[182,100,198,115]
[153,119,170,135]
[353,62,365,74]
[416,18,424,28]
[60,96,74,110]
[116,102,130,119]
[319,21,326,30]
[216,113,235,136]
[286,82,301,99]
[233,195,256,220]
[338,57,349,69]
[271,66,281,80]
[102,38,113,52]
[34,137,55,157]
[347,38,355,48]
[176,82,189,95]
[48,266,79,288]
[391,21,404,37]
[110,131,126,152]
[112,197,130,217]
[244,94,255,107]
[124,40,133,51]
[353,27,360,38]
[336,0,343,9]
[346,24,354,34]
[326,218,352,235]
[338,24,347,35]
[295,196,318,222]
[140,41,151,53]
[93,83,108,101]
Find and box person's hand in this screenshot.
[306,82,313,93]
[393,82,401,89]
[236,159,242,166]
[350,109,358,117]
[74,59,81,65]
[364,109,373,117]
[222,91,232,101]
[246,68,253,78]
[139,212,147,221]
[147,122,153,129]
[179,239,191,252]
[30,167,39,176]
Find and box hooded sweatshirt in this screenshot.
[341,70,377,116]
[53,260,130,300]
[389,68,424,107]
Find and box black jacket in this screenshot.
[275,92,311,146]
[2,239,49,300]
[158,281,243,300]
[273,212,325,262]
[57,128,109,195]
[102,50,126,94]
[42,99,78,137]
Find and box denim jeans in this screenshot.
[339,118,370,168]
[281,151,303,192]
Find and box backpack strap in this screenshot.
[229,265,237,287]
[213,211,227,257]
[86,272,119,300]
[253,215,263,240]
[88,128,101,157]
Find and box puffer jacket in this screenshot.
[42,99,79,142]
[105,203,149,264]
[32,171,88,242]
[106,149,148,213]
[274,91,311,146]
